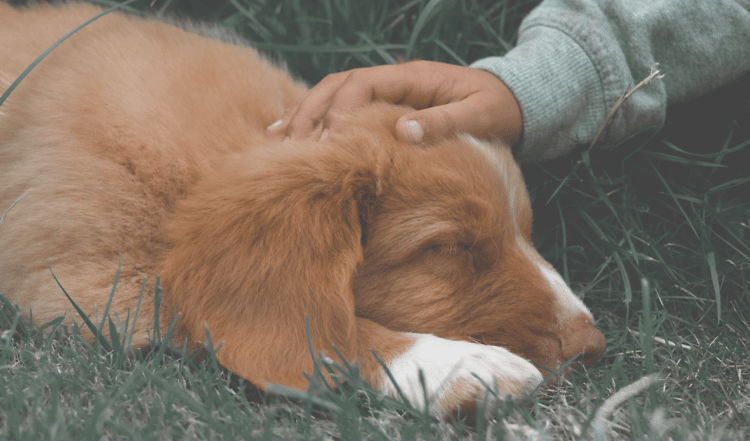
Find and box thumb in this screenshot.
[395,107,457,145]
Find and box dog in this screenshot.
[0,2,605,416]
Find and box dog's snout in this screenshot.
[560,314,606,367]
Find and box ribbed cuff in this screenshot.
[471,26,607,163]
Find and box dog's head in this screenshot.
[336,105,606,375]
[164,103,605,382]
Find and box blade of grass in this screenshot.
[0,0,139,108]
[641,151,727,168]
[126,277,147,355]
[545,161,581,205]
[406,0,443,60]
[356,32,397,64]
[640,279,655,375]
[614,252,632,303]
[582,151,639,262]
[647,158,699,239]
[706,251,722,323]
[251,42,407,53]
[153,275,162,343]
[661,136,750,160]
[264,383,344,413]
[433,40,467,66]
[370,350,411,411]
[226,0,272,42]
[98,255,121,332]
[48,266,112,353]
[108,318,124,368]
[0,295,29,340]
[555,198,570,283]
[0,189,32,226]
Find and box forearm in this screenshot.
[472,0,750,162]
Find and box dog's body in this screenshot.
[0,3,605,415]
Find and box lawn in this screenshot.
[1,0,749,439]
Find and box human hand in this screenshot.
[266,60,523,146]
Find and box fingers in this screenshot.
[267,65,415,140]
[266,70,351,140]
[268,61,523,147]
[395,71,522,146]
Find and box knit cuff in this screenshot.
[471,26,607,163]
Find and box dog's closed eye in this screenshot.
[421,241,492,273]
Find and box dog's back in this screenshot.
[0,3,306,340]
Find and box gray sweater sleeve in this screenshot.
[470,0,750,163]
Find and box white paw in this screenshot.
[382,334,543,416]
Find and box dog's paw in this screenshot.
[382,333,543,416]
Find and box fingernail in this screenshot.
[319,128,329,142]
[404,120,423,144]
[267,119,283,130]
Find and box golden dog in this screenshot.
[0,2,605,416]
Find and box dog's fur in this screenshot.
[0,2,605,416]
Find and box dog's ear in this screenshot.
[159,139,388,389]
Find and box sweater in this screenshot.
[470,0,750,163]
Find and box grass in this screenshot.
[2,0,750,439]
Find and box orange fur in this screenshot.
[0,2,604,414]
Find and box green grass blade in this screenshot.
[555,198,570,283]
[641,151,727,168]
[108,318,124,367]
[0,0,139,108]
[48,266,112,353]
[0,294,30,340]
[98,255,122,332]
[707,251,722,323]
[640,279,655,375]
[356,32,397,64]
[153,275,162,343]
[661,137,750,159]
[433,39,467,66]
[126,277,147,355]
[614,252,632,303]
[251,42,407,53]
[406,0,443,60]
[648,158,699,239]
